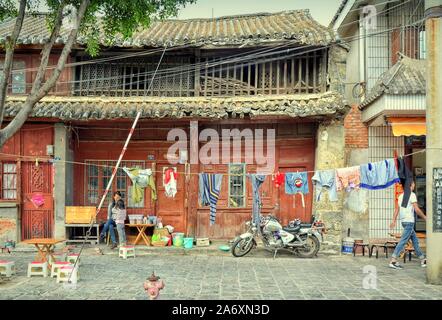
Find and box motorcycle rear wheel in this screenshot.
[231,237,256,257]
[296,235,320,258]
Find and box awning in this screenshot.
[388,117,426,136]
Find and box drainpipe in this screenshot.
[425,0,442,285]
[359,11,366,102]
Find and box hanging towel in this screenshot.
[272,171,285,188]
[163,168,178,198]
[199,173,223,225]
[250,174,267,227]
[397,157,413,208]
[360,159,400,190]
[30,193,45,208]
[311,170,338,202]
[335,166,361,192]
[123,167,157,204]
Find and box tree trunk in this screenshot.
[0,0,90,148]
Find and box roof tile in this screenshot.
[0,10,335,48]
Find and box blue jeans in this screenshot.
[116,223,126,245]
[101,219,116,244]
[392,222,425,260]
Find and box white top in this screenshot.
[398,192,417,223]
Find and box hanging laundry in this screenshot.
[272,171,285,188]
[30,193,45,208]
[360,159,400,190]
[250,174,267,227]
[397,157,413,208]
[163,167,178,198]
[199,173,223,225]
[335,166,361,192]
[311,170,338,202]
[123,167,157,204]
[285,172,309,207]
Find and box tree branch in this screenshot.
[0,0,26,127]
[0,0,90,146]
[31,0,67,94]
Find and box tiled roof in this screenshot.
[329,0,350,28]
[360,54,426,109]
[4,92,348,121]
[0,10,336,48]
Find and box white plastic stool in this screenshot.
[27,261,48,278]
[66,253,80,266]
[56,265,79,284]
[50,261,70,278]
[0,260,16,277]
[119,245,135,259]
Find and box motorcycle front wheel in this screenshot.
[296,235,320,258]
[231,237,256,257]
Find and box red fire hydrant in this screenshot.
[143,271,165,300]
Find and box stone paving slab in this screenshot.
[1,246,441,300]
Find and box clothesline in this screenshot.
[0,149,427,176]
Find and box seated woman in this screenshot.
[100,191,121,249]
[113,199,127,247]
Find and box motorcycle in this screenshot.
[231,214,326,259]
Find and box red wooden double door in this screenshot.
[21,161,54,240]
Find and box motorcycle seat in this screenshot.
[283,225,301,233]
[300,223,312,228]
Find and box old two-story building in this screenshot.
[331,0,427,241]
[0,10,349,249]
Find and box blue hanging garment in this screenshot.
[360,159,400,190]
[199,173,223,225]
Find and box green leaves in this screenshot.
[2,0,196,56]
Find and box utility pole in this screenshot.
[425,0,442,285]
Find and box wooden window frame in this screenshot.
[228,163,246,208]
[84,160,145,208]
[0,161,18,201]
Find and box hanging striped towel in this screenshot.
[199,173,223,225]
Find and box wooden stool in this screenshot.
[0,260,16,277]
[369,244,389,258]
[1,246,11,254]
[66,253,80,266]
[56,265,79,284]
[27,261,48,278]
[119,245,135,259]
[403,244,415,263]
[50,261,70,278]
[353,242,369,256]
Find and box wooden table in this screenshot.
[125,224,155,246]
[22,238,65,268]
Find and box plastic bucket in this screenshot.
[173,236,184,247]
[184,237,193,249]
[342,238,354,254]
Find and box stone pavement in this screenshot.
[1,245,442,300]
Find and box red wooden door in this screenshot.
[155,164,186,233]
[21,162,54,240]
[278,167,313,226]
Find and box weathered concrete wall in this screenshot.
[328,44,348,96]
[342,148,369,241]
[313,120,346,253]
[54,123,70,239]
[0,203,19,242]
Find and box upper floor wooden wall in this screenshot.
[3,46,328,98]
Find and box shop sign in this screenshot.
[433,168,442,232]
